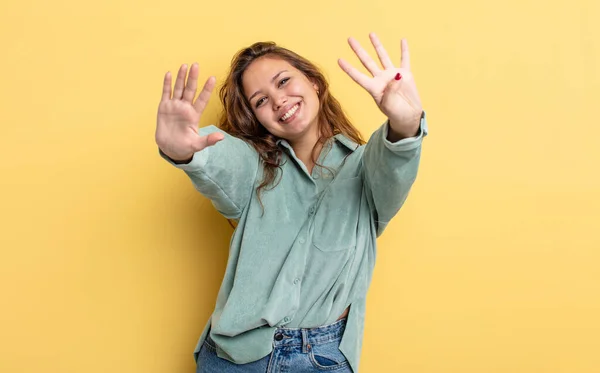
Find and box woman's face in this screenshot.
[242,57,320,142]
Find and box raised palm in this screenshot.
[338,33,423,133]
[155,63,224,162]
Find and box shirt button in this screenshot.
[283,317,290,323]
[299,237,306,244]
[308,206,315,215]
[274,333,284,341]
[313,174,320,179]
[293,278,301,285]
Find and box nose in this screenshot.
[273,93,287,110]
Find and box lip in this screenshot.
[278,101,301,123]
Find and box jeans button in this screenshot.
[274,333,284,341]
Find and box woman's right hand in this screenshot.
[155,63,225,163]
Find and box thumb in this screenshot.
[191,132,225,152]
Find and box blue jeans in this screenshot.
[196,318,353,372]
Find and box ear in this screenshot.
[308,78,320,96]
[312,82,320,95]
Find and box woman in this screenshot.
[155,33,428,373]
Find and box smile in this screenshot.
[279,103,301,123]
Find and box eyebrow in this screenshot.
[248,70,288,103]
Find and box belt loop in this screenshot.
[301,329,309,354]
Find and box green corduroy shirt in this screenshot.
[161,113,428,372]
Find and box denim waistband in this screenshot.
[272,317,347,351]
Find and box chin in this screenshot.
[283,121,317,141]
[265,109,319,140]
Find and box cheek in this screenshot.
[253,108,278,131]
[304,89,320,112]
[256,108,271,122]
[289,81,310,97]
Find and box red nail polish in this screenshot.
[395,73,402,81]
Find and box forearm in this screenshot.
[362,111,428,234]
[160,125,260,219]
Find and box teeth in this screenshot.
[280,104,299,121]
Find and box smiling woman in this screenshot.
[217,42,367,203]
[154,33,428,373]
[243,60,321,139]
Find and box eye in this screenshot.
[255,78,289,108]
[278,77,290,87]
[256,97,266,108]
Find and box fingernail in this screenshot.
[395,73,402,81]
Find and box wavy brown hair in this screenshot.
[218,41,365,205]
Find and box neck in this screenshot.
[289,124,322,175]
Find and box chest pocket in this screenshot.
[312,176,363,252]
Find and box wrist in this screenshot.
[387,111,423,141]
[159,148,193,164]
[171,156,193,164]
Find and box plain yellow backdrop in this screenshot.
[1,0,599,372]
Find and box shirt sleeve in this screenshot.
[159,125,260,220]
[361,111,429,236]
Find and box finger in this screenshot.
[348,37,381,76]
[161,71,172,101]
[192,132,225,152]
[384,72,404,96]
[338,58,374,92]
[384,71,423,109]
[369,32,394,70]
[173,64,189,100]
[400,39,411,70]
[183,63,199,103]
[193,76,217,114]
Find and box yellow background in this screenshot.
[1,0,599,372]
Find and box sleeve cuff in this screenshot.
[158,126,221,171]
[382,110,429,152]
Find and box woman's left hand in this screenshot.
[338,33,423,139]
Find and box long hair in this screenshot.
[218,41,365,206]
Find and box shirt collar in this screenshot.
[276,134,359,152]
[333,133,359,151]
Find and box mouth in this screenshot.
[279,102,301,124]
